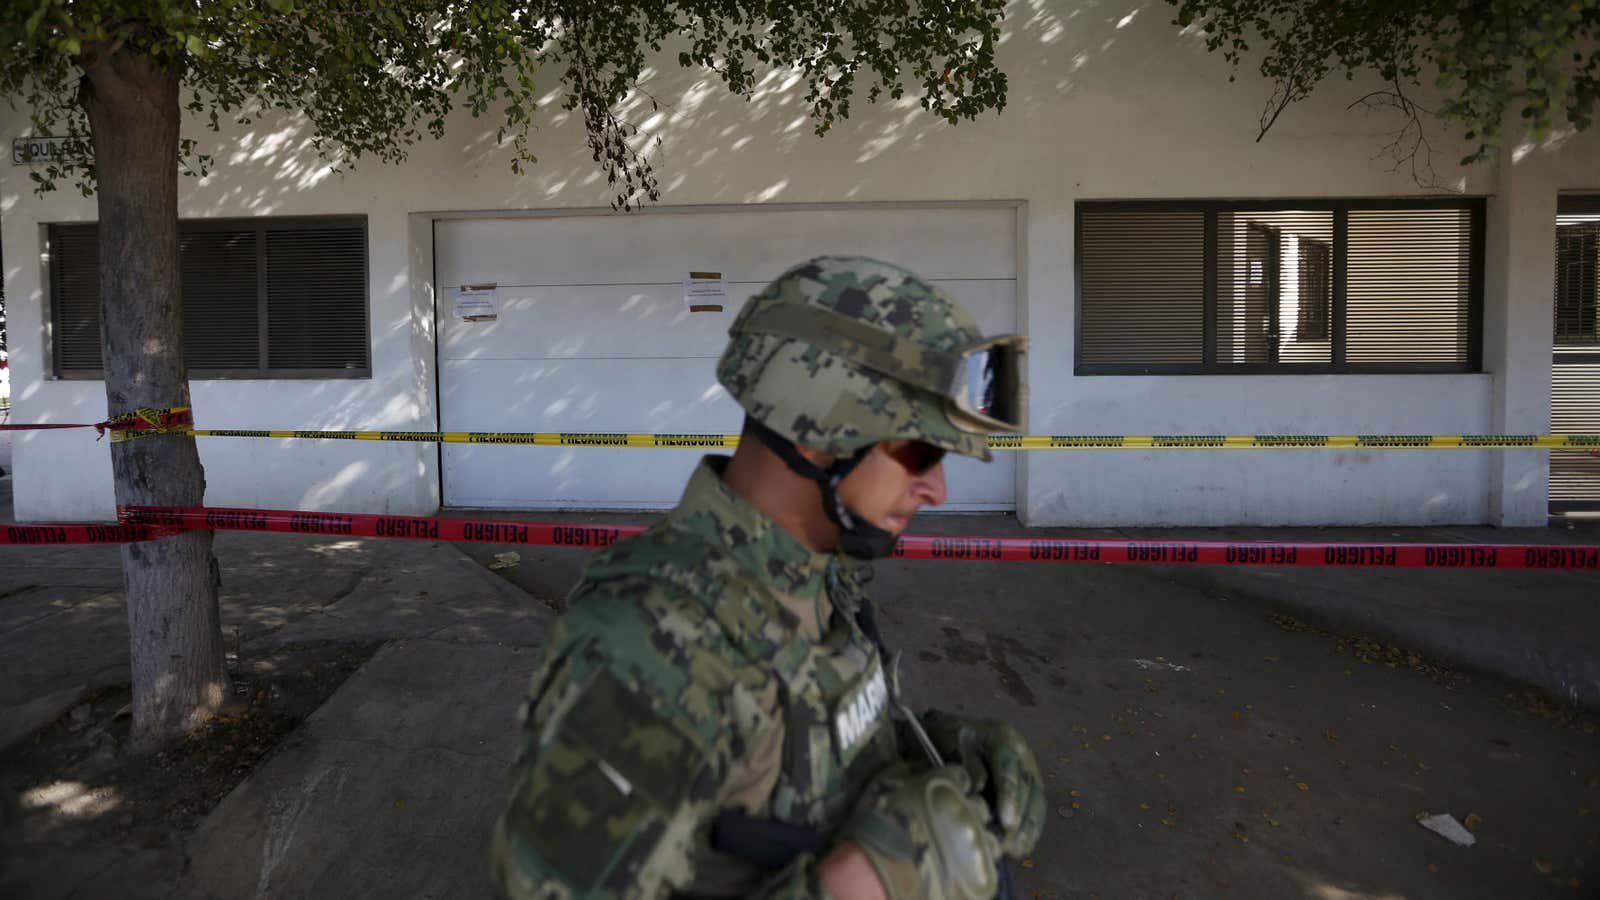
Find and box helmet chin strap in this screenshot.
[745,420,900,560]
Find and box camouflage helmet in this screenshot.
[717,256,1026,463]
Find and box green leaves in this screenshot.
[1166,0,1598,175]
[7,1,1010,208]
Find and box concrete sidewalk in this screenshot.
[2,475,1597,898]
[1,474,552,899]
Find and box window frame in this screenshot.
[1074,197,1486,376]
[1555,193,1600,356]
[46,214,371,381]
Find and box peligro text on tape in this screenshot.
[103,505,1600,570]
[118,506,636,550]
[891,534,1600,570]
[1,523,181,545]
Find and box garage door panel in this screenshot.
[441,279,1012,362]
[942,454,1012,513]
[937,280,1017,334]
[442,285,741,361]
[441,359,740,430]
[435,207,1016,288]
[437,205,1018,511]
[446,445,707,509]
[442,361,1012,511]
[444,447,1008,511]
[446,447,1011,511]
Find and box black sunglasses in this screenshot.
[881,440,947,476]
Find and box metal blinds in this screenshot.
[266,227,369,372]
[1346,209,1474,364]
[48,218,369,378]
[1551,358,1600,509]
[47,225,102,372]
[1076,200,1482,374]
[1078,210,1205,366]
[1555,196,1599,347]
[1552,194,1600,510]
[179,230,258,370]
[1557,224,1599,344]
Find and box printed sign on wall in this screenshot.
[683,272,727,312]
[454,284,499,322]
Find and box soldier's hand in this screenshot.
[837,763,1002,900]
[920,712,1046,858]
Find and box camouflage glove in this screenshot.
[919,711,1046,858]
[837,763,1002,900]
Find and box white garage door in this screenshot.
[435,204,1019,511]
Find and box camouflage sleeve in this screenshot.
[491,626,724,899]
[492,577,800,900]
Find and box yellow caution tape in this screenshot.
[988,434,1600,450]
[185,429,1600,450]
[189,430,743,447]
[104,407,195,443]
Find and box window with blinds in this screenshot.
[1552,194,1600,511]
[47,217,369,378]
[1076,200,1483,374]
[1556,197,1599,348]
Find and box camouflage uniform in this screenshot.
[492,257,1039,900]
[491,456,901,898]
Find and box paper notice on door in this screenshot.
[683,272,727,312]
[454,284,499,322]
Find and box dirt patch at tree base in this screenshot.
[0,640,379,895]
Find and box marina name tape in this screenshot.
[3,505,1594,570]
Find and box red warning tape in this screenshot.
[891,535,1600,569]
[0,522,183,545]
[118,505,640,548]
[0,421,105,432]
[5,505,1596,569]
[79,505,1600,569]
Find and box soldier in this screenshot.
[492,256,1045,899]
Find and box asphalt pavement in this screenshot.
[1,480,1596,898]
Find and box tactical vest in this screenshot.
[699,557,902,832]
[766,568,901,831]
[575,529,903,895]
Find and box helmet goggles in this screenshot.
[739,302,1027,434]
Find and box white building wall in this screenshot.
[2,1,1594,525]
[1483,129,1600,525]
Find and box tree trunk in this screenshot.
[82,47,228,754]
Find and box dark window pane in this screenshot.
[266,226,369,371]
[180,230,259,370]
[48,225,103,373]
[1555,217,1598,347]
[1079,210,1205,365]
[49,218,369,379]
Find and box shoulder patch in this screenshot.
[566,669,708,810]
[499,668,711,895]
